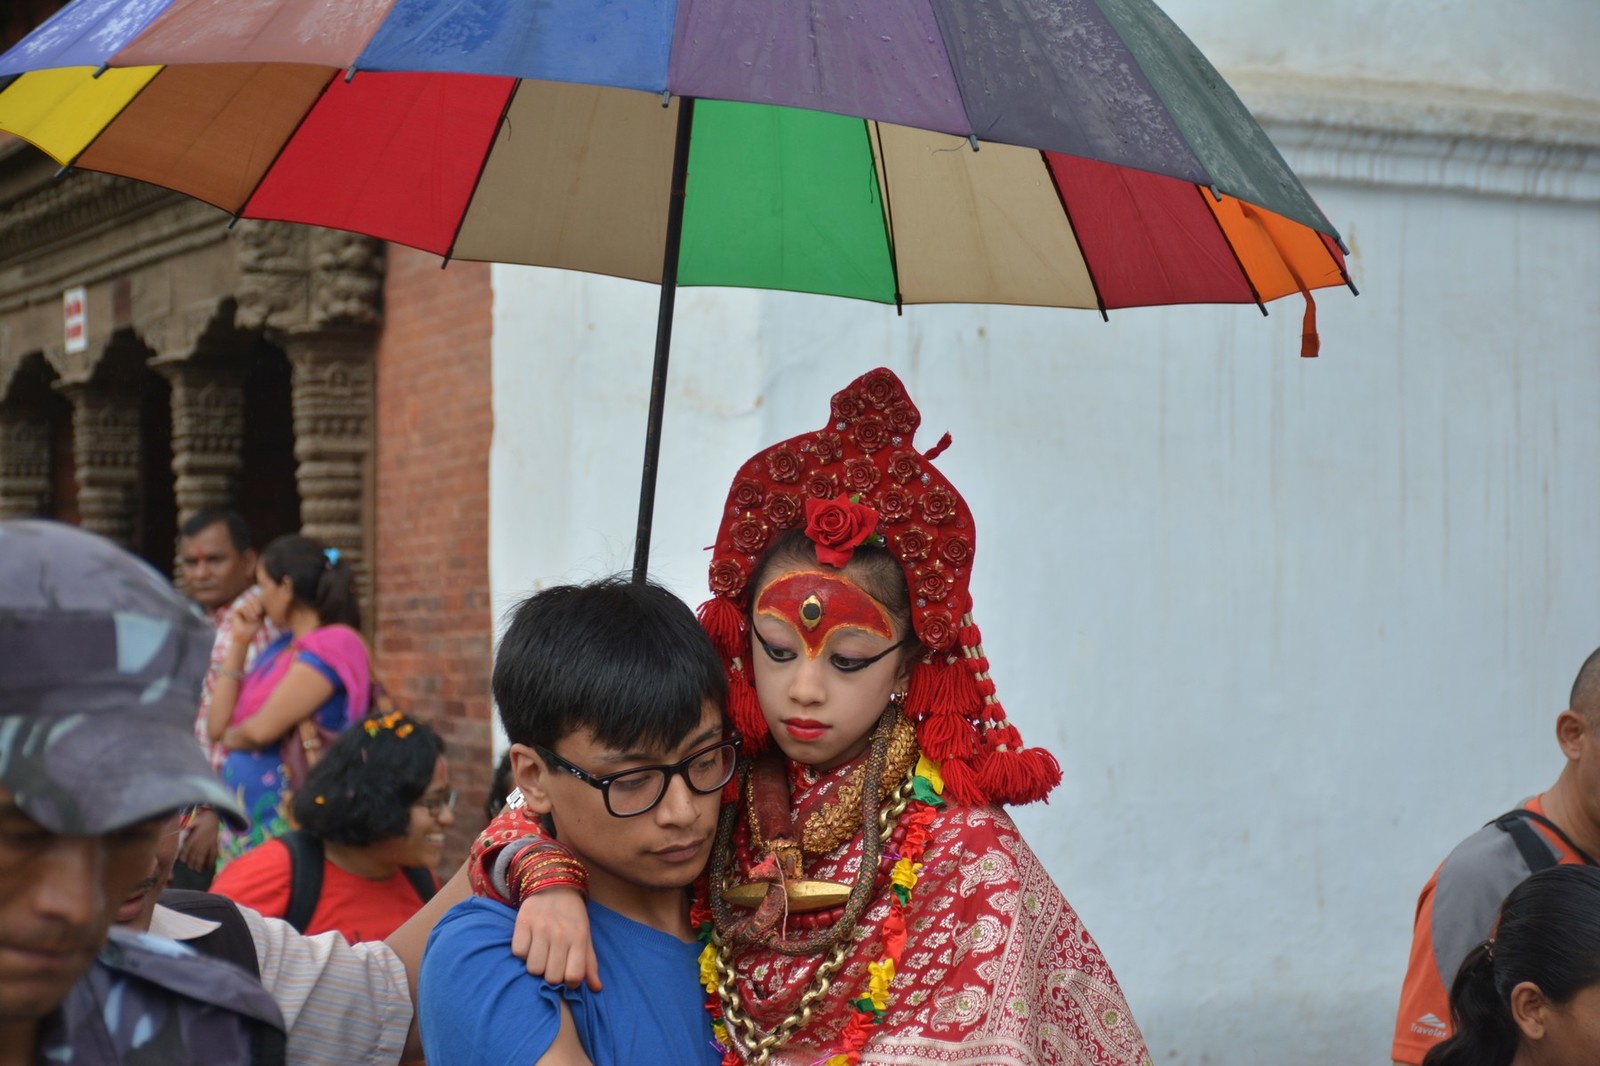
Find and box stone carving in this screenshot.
[0,408,51,519]
[283,330,375,594]
[57,382,141,547]
[233,221,385,332]
[156,360,245,525]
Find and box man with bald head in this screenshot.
[1391,648,1600,1064]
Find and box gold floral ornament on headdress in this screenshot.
[698,367,1060,807]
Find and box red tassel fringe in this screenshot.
[727,671,768,751]
[937,756,986,807]
[697,596,746,663]
[977,746,1062,806]
[913,708,979,762]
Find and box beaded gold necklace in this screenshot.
[698,747,946,1065]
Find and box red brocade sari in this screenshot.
[720,757,1152,1066]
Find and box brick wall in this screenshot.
[373,247,494,871]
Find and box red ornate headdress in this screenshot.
[699,367,1060,807]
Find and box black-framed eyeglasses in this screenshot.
[414,790,458,818]
[533,734,741,818]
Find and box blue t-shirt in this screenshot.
[420,897,720,1066]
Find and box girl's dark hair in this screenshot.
[259,533,361,629]
[1423,864,1600,1066]
[291,713,445,846]
[749,529,923,664]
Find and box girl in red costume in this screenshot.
[471,369,1151,1066]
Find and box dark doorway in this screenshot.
[239,337,301,546]
[137,370,175,570]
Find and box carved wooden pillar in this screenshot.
[283,330,373,587]
[0,408,51,519]
[153,357,245,527]
[57,382,140,547]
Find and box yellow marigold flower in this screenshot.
[891,858,920,893]
[867,958,896,1010]
[914,755,944,794]
[825,1057,851,1066]
[698,942,718,992]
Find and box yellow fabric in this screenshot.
[874,124,1100,308]
[451,81,673,278]
[0,66,158,164]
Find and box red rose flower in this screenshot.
[730,478,765,509]
[729,514,769,555]
[831,393,865,423]
[854,414,889,453]
[876,486,911,523]
[914,561,952,603]
[893,527,932,563]
[709,557,747,598]
[886,454,921,485]
[885,402,918,435]
[939,535,973,567]
[803,494,880,568]
[810,432,844,466]
[804,471,839,500]
[762,492,801,528]
[917,608,957,650]
[920,486,956,524]
[843,457,881,494]
[861,370,900,409]
[766,446,803,484]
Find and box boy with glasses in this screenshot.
[419,578,733,1066]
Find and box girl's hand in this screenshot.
[511,888,601,991]
[229,597,266,644]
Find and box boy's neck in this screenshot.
[585,867,695,941]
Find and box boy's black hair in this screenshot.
[493,577,728,752]
[180,509,254,554]
[291,713,444,846]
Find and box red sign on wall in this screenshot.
[63,286,86,354]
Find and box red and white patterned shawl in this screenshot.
[725,798,1152,1066]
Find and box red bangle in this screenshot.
[509,840,588,905]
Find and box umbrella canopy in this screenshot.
[0,0,1354,577]
[0,0,1349,312]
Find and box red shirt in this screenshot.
[211,837,436,943]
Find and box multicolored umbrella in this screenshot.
[0,0,1355,577]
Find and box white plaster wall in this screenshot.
[489,3,1600,1062]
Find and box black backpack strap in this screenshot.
[402,866,438,905]
[1490,808,1599,870]
[157,889,262,979]
[280,831,326,934]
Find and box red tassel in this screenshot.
[959,624,981,647]
[977,746,1061,806]
[937,755,986,807]
[913,707,979,762]
[1300,290,1320,358]
[727,672,768,751]
[697,596,747,662]
[905,657,965,719]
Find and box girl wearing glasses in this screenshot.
[213,711,451,943]
[473,369,1150,1066]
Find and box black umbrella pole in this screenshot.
[632,96,696,585]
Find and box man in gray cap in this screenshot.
[0,519,285,1065]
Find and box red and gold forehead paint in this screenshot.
[755,570,893,660]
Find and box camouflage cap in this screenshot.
[0,520,245,834]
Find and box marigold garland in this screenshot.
[698,755,945,1065]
